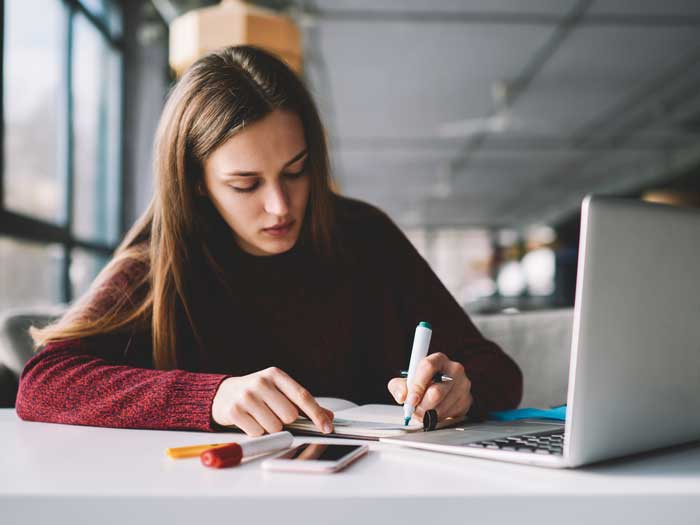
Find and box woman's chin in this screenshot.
[249,236,299,256]
[264,241,296,255]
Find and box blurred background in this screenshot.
[2,0,700,316]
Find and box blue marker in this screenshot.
[403,321,433,426]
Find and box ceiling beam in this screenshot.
[451,0,593,173]
[308,8,700,28]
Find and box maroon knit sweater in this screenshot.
[16,197,522,432]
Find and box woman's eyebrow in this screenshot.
[221,149,308,178]
[283,148,308,167]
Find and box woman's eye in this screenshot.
[229,166,306,193]
[284,168,306,180]
[231,181,260,193]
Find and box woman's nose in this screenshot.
[263,181,290,216]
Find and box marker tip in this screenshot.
[404,417,410,427]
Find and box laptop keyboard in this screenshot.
[465,428,565,455]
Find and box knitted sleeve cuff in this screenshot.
[164,371,231,432]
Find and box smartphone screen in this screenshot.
[277,444,363,461]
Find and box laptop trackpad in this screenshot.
[392,420,564,446]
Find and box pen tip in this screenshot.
[404,417,410,427]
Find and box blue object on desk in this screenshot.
[488,405,566,422]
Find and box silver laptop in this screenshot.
[381,195,700,468]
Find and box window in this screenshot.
[1,0,124,308]
[0,237,63,310]
[3,0,66,224]
[72,11,122,244]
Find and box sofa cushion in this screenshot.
[0,307,65,376]
[471,308,574,409]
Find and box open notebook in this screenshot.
[285,398,465,440]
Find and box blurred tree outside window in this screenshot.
[72,11,122,245]
[3,0,66,223]
[0,237,63,311]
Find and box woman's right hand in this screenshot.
[211,367,334,436]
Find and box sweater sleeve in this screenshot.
[377,212,523,417]
[15,258,230,431]
[16,338,228,431]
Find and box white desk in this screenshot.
[2,409,699,525]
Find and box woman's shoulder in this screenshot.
[85,250,151,314]
[103,251,150,288]
[332,194,396,233]
[330,195,411,266]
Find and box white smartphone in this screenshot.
[261,443,369,473]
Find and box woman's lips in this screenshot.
[262,220,294,237]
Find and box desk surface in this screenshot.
[2,409,699,524]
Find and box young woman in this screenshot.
[16,46,522,436]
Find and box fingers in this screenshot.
[428,378,463,419]
[414,382,450,415]
[269,367,334,434]
[431,361,472,420]
[404,357,473,422]
[255,376,300,425]
[436,388,473,420]
[228,405,265,437]
[387,377,407,404]
[240,392,283,435]
[211,369,334,436]
[405,352,450,408]
[388,376,447,410]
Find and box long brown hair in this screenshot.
[32,46,336,369]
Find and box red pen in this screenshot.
[200,431,294,468]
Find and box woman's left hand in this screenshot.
[387,352,473,422]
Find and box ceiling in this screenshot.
[156,0,700,229]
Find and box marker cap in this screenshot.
[200,443,243,468]
[423,409,438,431]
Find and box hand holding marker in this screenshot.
[403,321,433,426]
[390,320,474,425]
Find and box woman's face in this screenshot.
[203,110,310,256]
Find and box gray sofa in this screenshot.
[0,307,66,407]
[472,308,573,409]
[0,307,574,410]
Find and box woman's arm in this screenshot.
[15,337,228,431]
[376,211,523,419]
[15,257,229,431]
